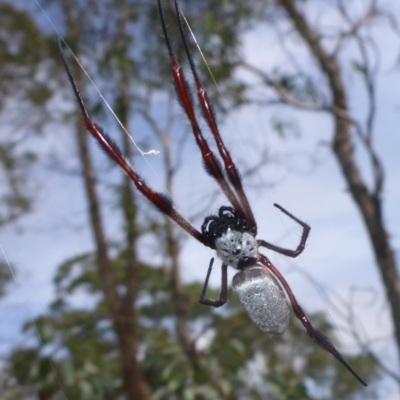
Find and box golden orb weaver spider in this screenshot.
[57,0,367,387]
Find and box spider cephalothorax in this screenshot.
[57,0,367,387]
[201,206,259,269]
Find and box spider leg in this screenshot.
[259,254,367,386]
[173,0,257,234]
[258,203,310,257]
[58,37,208,246]
[157,0,246,220]
[198,258,228,307]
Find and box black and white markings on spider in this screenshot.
[201,205,290,335]
[201,206,259,269]
[57,0,367,387]
[202,207,290,335]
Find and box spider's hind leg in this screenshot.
[259,254,367,387]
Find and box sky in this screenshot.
[0,0,399,398]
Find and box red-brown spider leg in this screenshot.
[174,0,257,233]
[199,258,228,307]
[259,254,367,386]
[157,0,245,217]
[58,37,208,246]
[258,203,311,257]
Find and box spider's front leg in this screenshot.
[258,203,311,257]
[199,259,228,308]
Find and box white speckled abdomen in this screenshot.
[214,229,259,268]
[232,266,290,335]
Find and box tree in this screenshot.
[235,0,399,383]
[2,246,377,399]
[43,0,268,398]
[0,0,393,398]
[0,3,58,225]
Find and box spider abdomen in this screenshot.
[215,229,259,268]
[232,266,290,335]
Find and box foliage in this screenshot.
[1,250,378,399]
[0,3,59,226]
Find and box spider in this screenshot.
[57,0,367,387]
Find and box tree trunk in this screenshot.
[62,0,150,398]
[163,133,197,363]
[278,0,400,362]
